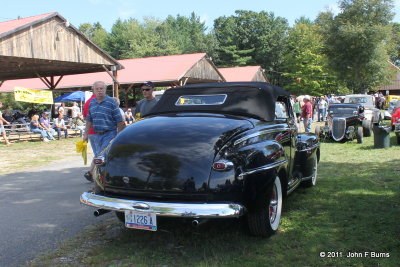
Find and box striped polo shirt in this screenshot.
[86,96,123,133]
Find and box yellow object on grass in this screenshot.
[76,140,88,165]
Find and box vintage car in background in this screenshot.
[80,82,320,237]
[391,107,400,144]
[316,103,365,143]
[344,94,380,136]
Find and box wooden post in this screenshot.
[113,69,119,98]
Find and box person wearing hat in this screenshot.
[125,108,135,125]
[135,81,159,118]
[301,95,313,133]
[39,111,56,140]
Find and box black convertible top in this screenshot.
[146,82,289,121]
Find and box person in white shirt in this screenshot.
[318,96,327,122]
[71,102,80,118]
[124,108,135,124]
[53,110,68,140]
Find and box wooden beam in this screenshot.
[36,73,52,89]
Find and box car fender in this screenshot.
[294,133,320,179]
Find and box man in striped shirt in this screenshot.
[83,81,126,156]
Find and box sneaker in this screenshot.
[84,171,93,182]
[43,137,50,142]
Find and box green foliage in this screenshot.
[387,22,400,66]
[214,10,289,69]
[79,22,109,52]
[281,23,340,96]
[319,0,395,93]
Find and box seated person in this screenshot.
[53,111,68,140]
[30,115,52,142]
[39,112,55,140]
[125,108,135,124]
[70,112,86,137]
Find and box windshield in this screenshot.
[348,97,367,104]
[175,94,227,106]
[329,107,358,116]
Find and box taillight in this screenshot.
[93,156,105,165]
[212,160,233,171]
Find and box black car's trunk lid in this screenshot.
[103,114,253,201]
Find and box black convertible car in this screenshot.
[80,82,320,237]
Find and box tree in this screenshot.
[388,22,400,66]
[213,10,289,69]
[281,22,343,96]
[79,22,109,52]
[318,0,395,93]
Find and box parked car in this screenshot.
[316,103,365,143]
[385,95,400,109]
[344,94,380,136]
[388,100,400,115]
[80,82,320,237]
[391,107,400,144]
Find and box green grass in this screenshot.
[30,132,400,267]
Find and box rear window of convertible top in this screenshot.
[175,94,227,106]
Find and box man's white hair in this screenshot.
[92,81,107,89]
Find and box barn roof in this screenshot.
[218,66,269,83]
[0,53,225,92]
[0,12,123,81]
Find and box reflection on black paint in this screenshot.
[137,153,181,189]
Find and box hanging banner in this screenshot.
[14,86,53,104]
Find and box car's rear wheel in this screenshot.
[362,120,372,137]
[357,127,363,143]
[247,176,282,237]
[303,155,318,187]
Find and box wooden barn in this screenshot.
[0,12,122,87]
[218,66,269,83]
[376,62,400,95]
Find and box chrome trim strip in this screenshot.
[238,159,288,178]
[80,192,244,218]
[234,129,283,146]
[297,143,320,152]
[287,179,301,195]
[301,174,313,181]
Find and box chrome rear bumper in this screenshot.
[80,192,244,218]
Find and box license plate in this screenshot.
[124,210,157,231]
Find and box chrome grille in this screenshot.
[332,118,346,141]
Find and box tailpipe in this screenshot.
[192,219,208,227]
[94,209,111,217]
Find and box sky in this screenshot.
[1,0,400,31]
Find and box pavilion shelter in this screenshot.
[0,53,225,107]
[218,66,269,83]
[0,12,123,90]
